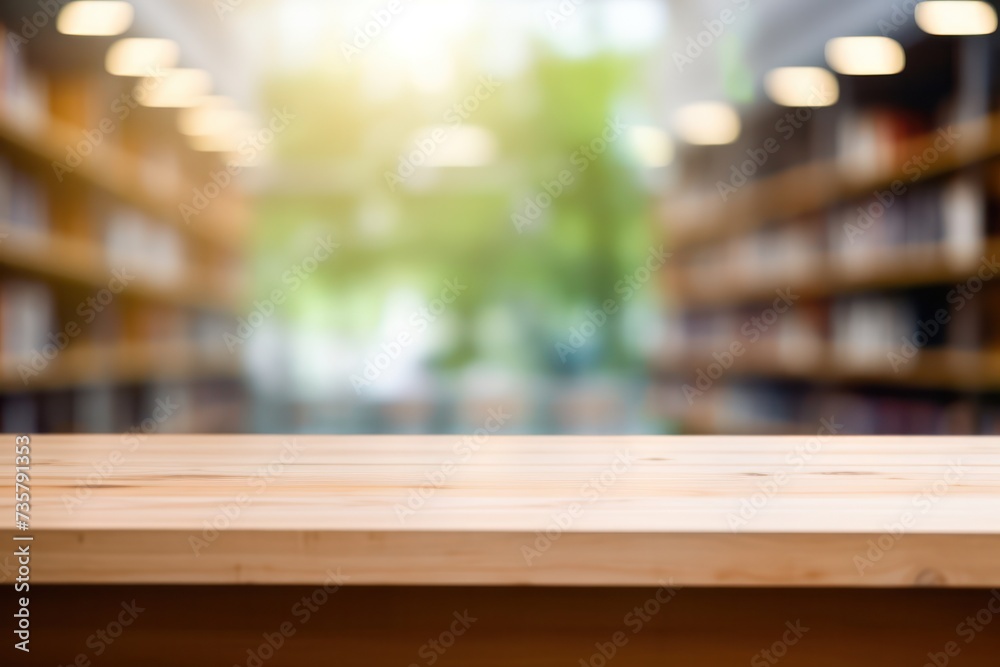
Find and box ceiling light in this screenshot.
[178,96,253,136]
[825,36,905,75]
[673,102,740,145]
[105,37,179,76]
[57,1,133,36]
[139,68,212,108]
[915,1,998,35]
[764,67,839,107]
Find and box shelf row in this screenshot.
[0,222,242,310]
[651,373,999,436]
[0,25,248,254]
[0,96,246,256]
[665,111,1000,251]
[655,344,1000,392]
[0,340,242,393]
[671,238,1000,308]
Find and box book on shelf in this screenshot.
[941,172,986,266]
[0,23,48,134]
[10,166,48,233]
[0,280,53,361]
[835,108,924,183]
[104,206,186,285]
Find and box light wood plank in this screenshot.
[1,434,997,585]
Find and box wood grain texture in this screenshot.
[2,434,998,585]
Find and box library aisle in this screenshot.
[4,3,1000,667]
[1,0,1000,436]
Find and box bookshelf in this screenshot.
[655,25,1000,435]
[0,14,249,433]
[664,111,1000,250]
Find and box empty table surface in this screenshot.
[2,434,998,586]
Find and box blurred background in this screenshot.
[1,0,1000,436]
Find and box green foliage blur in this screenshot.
[255,40,655,380]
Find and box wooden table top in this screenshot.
[3,434,999,586]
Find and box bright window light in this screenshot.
[422,126,497,167]
[628,126,674,167]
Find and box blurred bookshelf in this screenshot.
[0,12,249,434]
[654,24,1000,435]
